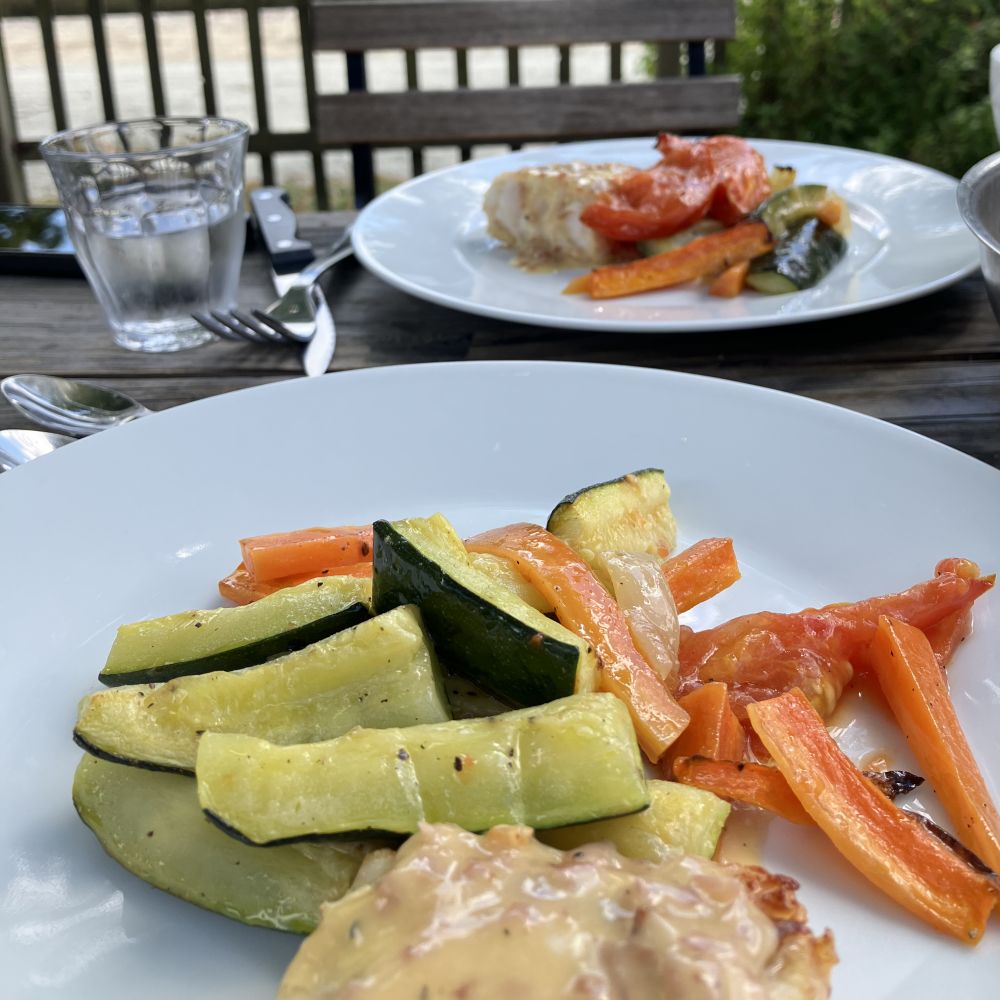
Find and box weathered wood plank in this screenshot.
[1,211,998,470]
[317,77,740,145]
[312,0,735,51]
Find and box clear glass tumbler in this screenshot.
[40,117,249,353]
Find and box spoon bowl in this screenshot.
[1,374,152,436]
[0,429,76,471]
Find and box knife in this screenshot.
[303,284,336,378]
[250,187,337,376]
[249,187,315,295]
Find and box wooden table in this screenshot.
[2,212,999,468]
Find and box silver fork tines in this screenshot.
[191,226,353,348]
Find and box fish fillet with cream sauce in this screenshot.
[483,162,637,271]
[279,823,836,999]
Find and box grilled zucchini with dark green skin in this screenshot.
[539,779,731,861]
[99,575,372,686]
[372,514,597,705]
[197,693,650,845]
[747,217,847,295]
[75,605,451,774]
[73,754,377,933]
[546,469,677,592]
[752,184,850,240]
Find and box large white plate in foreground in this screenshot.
[352,138,979,332]
[1,362,998,998]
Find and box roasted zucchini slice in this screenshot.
[75,605,450,773]
[747,217,847,295]
[372,514,597,705]
[466,550,554,613]
[197,693,649,845]
[753,183,850,239]
[546,469,677,592]
[100,575,372,686]
[539,779,731,861]
[73,754,376,933]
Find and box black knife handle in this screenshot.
[249,187,315,272]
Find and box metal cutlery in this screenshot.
[2,374,152,437]
[192,187,350,375]
[0,429,75,471]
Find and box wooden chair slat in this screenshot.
[317,77,740,146]
[313,0,735,52]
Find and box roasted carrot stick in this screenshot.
[673,756,813,826]
[240,525,373,582]
[466,523,689,762]
[219,560,373,605]
[747,688,996,943]
[660,682,744,776]
[661,538,741,613]
[923,607,973,668]
[564,222,771,300]
[868,615,1000,875]
[708,260,750,298]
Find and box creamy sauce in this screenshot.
[279,824,834,1000]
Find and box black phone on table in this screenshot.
[0,204,83,277]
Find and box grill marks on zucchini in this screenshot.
[546,469,677,592]
[99,576,373,686]
[73,754,378,934]
[75,605,450,774]
[372,514,597,705]
[196,694,649,845]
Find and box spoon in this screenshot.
[1,374,152,437]
[0,429,76,471]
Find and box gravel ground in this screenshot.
[2,11,649,204]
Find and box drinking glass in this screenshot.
[40,117,249,353]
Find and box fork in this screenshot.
[193,227,353,346]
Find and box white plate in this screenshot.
[1,362,998,999]
[352,138,979,332]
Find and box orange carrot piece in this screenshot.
[219,561,373,605]
[661,681,744,776]
[662,538,741,613]
[815,198,842,228]
[868,615,1000,875]
[747,688,996,943]
[562,273,593,295]
[563,222,771,300]
[240,525,373,582]
[466,523,689,762]
[673,756,813,826]
[924,607,973,668]
[708,259,750,298]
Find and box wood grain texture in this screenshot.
[311,0,735,51]
[1,213,998,469]
[317,78,740,145]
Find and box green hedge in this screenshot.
[727,0,1000,178]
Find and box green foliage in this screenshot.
[728,0,1000,177]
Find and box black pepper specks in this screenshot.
[397,749,410,761]
[453,756,464,772]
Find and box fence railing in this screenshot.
[0,0,727,207]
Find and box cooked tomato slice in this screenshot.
[581,134,771,242]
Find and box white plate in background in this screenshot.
[352,138,979,332]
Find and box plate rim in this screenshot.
[3,361,999,1000]
[350,136,980,333]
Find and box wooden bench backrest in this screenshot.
[311,0,739,148]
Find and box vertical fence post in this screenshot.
[0,27,26,202]
[346,51,374,206]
